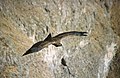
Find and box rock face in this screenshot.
[0,0,119,78]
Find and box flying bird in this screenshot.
[22,31,87,56]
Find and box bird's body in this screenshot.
[22,31,87,56]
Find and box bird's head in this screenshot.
[22,41,44,56]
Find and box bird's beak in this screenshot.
[22,49,31,56]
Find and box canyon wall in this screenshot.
[0,0,120,78]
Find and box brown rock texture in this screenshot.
[0,0,120,78]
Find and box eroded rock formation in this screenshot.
[0,0,119,78]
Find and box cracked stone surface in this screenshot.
[0,0,120,78]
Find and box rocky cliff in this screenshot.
[0,0,120,78]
